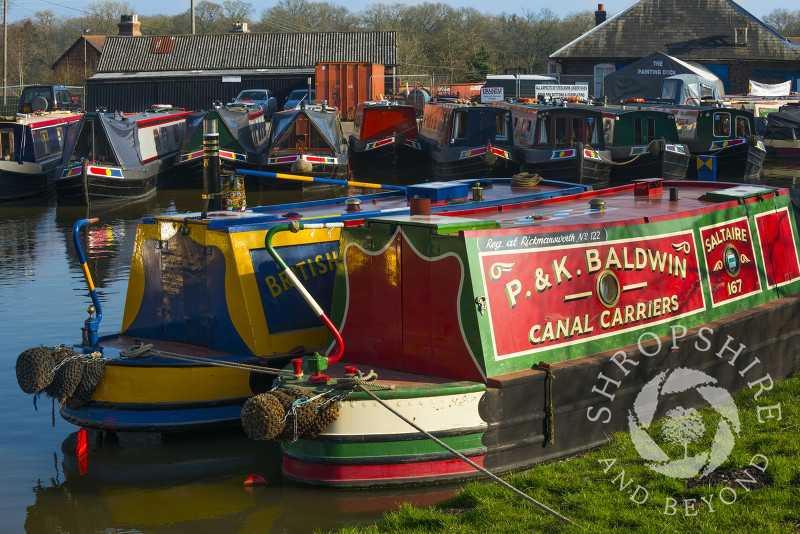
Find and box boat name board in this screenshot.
[699,217,760,307]
[479,230,707,359]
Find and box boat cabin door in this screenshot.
[294,115,309,150]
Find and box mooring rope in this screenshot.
[591,138,664,166]
[119,344,295,376]
[356,385,579,528]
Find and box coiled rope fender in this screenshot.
[335,369,387,390]
[120,343,159,359]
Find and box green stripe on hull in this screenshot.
[282,380,486,400]
[283,431,485,459]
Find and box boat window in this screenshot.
[153,129,161,150]
[603,117,614,145]
[495,112,508,141]
[160,127,168,149]
[554,117,568,147]
[587,117,599,145]
[172,124,180,144]
[536,116,549,145]
[646,117,656,143]
[452,111,468,140]
[713,112,731,137]
[700,84,715,100]
[735,116,750,138]
[33,129,56,157]
[0,130,13,160]
[56,127,64,148]
[634,119,643,145]
[572,118,583,144]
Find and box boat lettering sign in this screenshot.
[478,230,705,360]
[477,228,607,252]
[534,84,589,100]
[480,87,504,103]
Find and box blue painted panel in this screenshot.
[703,64,729,93]
[250,242,339,333]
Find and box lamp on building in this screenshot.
[83,28,91,80]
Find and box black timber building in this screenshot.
[548,0,800,98]
[86,31,397,113]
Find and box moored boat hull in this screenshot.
[685,140,766,180]
[270,180,800,488]
[609,144,690,181]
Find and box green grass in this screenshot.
[335,374,800,533]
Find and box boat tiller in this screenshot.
[72,218,103,350]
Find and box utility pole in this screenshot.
[3,0,7,107]
[191,0,195,34]
[83,28,90,81]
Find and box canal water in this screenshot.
[2,160,799,533]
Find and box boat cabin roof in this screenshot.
[365,181,784,232]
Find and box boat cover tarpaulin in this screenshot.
[270,108,339,149]
[58,112,146,171]
[764,110,800,140]
[218,107,265,153]
[603,51,723,104]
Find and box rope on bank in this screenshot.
[356,384,580,528]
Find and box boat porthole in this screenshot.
[596,269,621,308]
[723,244,741,277]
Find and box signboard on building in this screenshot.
[222,76,242,83]
[535,84,590,100]
[481,86,504,103]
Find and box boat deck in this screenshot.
[152,179,587,230]
[379,181,784,230]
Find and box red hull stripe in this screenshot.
[28,115,82,129]
[282,453,486,483]
[135,112,189,127]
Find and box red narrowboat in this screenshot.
[348,101,423,169]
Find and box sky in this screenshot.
[5,0,790,25]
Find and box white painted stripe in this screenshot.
[284,267,324,316]
[321,391,485,436]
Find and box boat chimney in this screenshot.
[595,4,607,26]
[203,118,221,213]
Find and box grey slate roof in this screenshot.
[90,68,315,80]
[96,31,397,73]
[550,0,799,61]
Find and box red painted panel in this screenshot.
[700,218,762,306]
[282,454,486,483]
[401,238,479,381]
[361,108,418,141]
[480,230,705,358]
[340,237,403,367]
[755,207,800,289]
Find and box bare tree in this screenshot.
[763,8,800,36]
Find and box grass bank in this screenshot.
[338,373,800,533]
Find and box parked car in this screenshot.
[18,85,81,113]
[283,89,316,110]
[232,89,277,117]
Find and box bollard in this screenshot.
[203,118,221,211]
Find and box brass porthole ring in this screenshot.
[596,269,621,308]
[722,244,741,277]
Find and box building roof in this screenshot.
[550,0,800,61]
[96,31,397,73]
[51,35,107,69]
[88,68,315,81]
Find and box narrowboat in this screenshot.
[623,103,765,179]
[258,103,349,189]
[0,111,81,202]
[600,107,690,181]
[251,178,800,488]
[418,101,517,180]
[497,101,611,185]
[763,109,800,158]
[348,101,423,169]
[175,102,270,179]
[15,173,589,433]
[54,106,190,205]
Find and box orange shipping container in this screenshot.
[315,63,385,121]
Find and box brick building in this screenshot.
[548,0,800,97]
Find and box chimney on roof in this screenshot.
[118,14,142,36]
[229,22,250,33]
[595,4,607,26]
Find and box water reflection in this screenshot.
[25,430,458,533]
